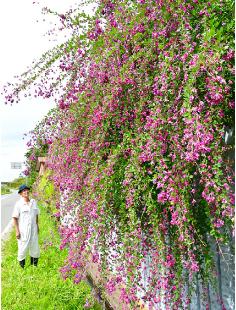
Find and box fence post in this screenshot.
[216,244,223,302]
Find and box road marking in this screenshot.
[1,194,13,200]
[1,191,18,200]
[1,219,13,241]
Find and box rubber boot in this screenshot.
[30,257,38,266]
[19,259,25,268]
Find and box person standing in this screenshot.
[12,184,40,268]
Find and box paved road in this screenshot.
[1,191,18,233]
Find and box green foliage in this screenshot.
[1,185,11,195]
[10,177,27,189]
[5,0,234,308]
[1,177,27,195]
[36,172,58,214]
[1,205,101,310]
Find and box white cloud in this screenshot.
[0,98,55,181]
[0,0,87,181]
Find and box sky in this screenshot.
[0,0,90,182]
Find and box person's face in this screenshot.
[20,189,30,199]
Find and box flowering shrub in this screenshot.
[6,0,234,308]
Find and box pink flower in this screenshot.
[84,299,91,309]
[189,54,199,67]
[214,219,224,228]
[92,252,99,263]
[157,192,169,203]
[223,49,234,61]
[53,212,60,218]
[152,32,159,39]
[170,211,180,225]
[106,279,116,294]
[190,261,199,272]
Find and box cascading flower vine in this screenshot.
[5,0,234,308]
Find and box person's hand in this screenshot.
[16,232,21,239]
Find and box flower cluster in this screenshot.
[7,0,234,308]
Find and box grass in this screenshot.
[1,205,102,310]
[1,177,27,195]
[1,186,11,195]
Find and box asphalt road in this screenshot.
[1,191,19,233]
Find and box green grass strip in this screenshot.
[1,205,101,310]
[1,187,11,195]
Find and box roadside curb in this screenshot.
[1,220,13,242]
[1,221,14,263]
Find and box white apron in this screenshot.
[12,198,40,261]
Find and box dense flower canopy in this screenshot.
[5,0,234,308]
